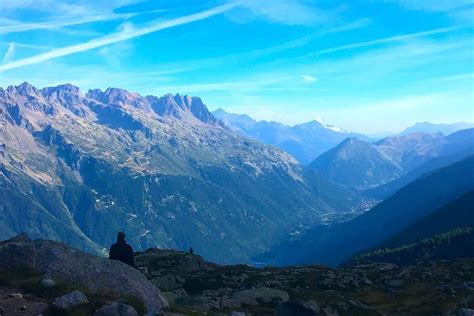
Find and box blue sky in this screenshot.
[0,0,473,133]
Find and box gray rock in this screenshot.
[95,302,138,316]
[385,279,405,287]
[275,301,318,316]
[321,305,339,316]
[460,264,471,271]
[443,284,456,295]
[458,308,474,316]
[53,291,88,310]
[40,278,55,288]
[223,287,289,308]
[9,293,23,299]
[0,236,167,314]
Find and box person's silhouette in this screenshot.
[109,232,134,267]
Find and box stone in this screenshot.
[460,264,471,271]
[275,301,319,316]
[229,312,246,316]
[20,305,27,311]
[226,287,289,307]
[53,291,89,310]
[385,279,405,287]
[458,308,474,316]
[40,278,55,288]
[95,302,139,316]
[9,293,23,299]
[443,285,456,295]
[321,305,339,316]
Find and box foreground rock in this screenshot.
[95,301,139,316]
[53,291,88,310]
[136,248,474,315]
[0,235,167,314]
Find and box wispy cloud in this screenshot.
[396,0,473,12]
[230,0,333,25]
[0,41,52,50]
[0,3,237,72]
[2,43,15,63]
[301,74,317,83]
[0,10,167,34]
[306,25,467,57]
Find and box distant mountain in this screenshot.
[0,82,361,264]
[366,145,474,199]
[308,129,474,189]
[212,108,370,165]
[348,191,474,266]
[254,156,474,267]
[401,121,474,135]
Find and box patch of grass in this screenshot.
[122,295,147,315]
[0,266,38,284]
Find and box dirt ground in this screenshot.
[0,285,48,316]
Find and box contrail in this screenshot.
[306,25,466,57]
[0,3,237,72]
[0,10,168,34]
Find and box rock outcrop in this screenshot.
[0,235,167,314]
[134,247,474,315]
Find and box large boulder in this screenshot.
[0,234,167,314]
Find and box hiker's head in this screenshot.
[117,231,126,242]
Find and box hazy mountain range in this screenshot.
[0,82,361,264]
[308,129,474,189]
[212,108,371,165]
[212,108,473,165]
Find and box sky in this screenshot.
[0,0,473,134]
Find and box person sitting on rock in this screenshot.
[109,231,134,267]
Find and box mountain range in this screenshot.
[212,108,370,165]
[0,82,362,264]
[400,121,474,135]
[307,129,474,189]
[212,108,473,166]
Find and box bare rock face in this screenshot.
[0,235,168,314]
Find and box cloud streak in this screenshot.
[0,3,237,72]
[0,9,168,34]
[301,74,317,83]
[306,25,467,57]
[2,43,15,63]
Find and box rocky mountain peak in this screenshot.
[10,82,40,97]
[86,87,155,114]
[148,93,219,125]
[41,83,82,98]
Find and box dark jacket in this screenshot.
[109,240,134,267]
